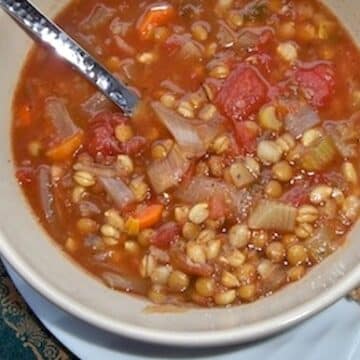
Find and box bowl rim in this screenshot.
[1,229,360,347]
[2,0,360,345]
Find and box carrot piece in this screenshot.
[136,204,164,229]
[136,3,175,40]
[16,104,32,127]
[46,131,84,162]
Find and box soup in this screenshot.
[12,0,360,307]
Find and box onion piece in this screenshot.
[80,4,115,31]
[110,18,130,36]
[175,176,253,219]
[151,101,205,156]
[285,105,321,138]
[300,135,337,171]
[324,115,360,158]
[79,200,101,217]
[236,26,274,51]
[147,145,190,193]
[231,188,254,220]
[114,35,135,56]
[98,176,135,209]
[73,162,117,178]
[305,226,336,263]
[45,97,79,139]
[178,40,203,60]
[237,30,260,50]
[84,234,103,248]
[189,116,224,148]
[81,92,113,116]
[248,200,297,232]
[149,246,170,263]
[257,260,287,293]
[175,176,228,203]
[102,272,148,294]
[37,165,55,223]
[216,21,236,48]
[160,80,185,94]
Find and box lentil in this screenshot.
[188,203,209,224]
[221,271,240,288]
[229,224,251,248]
[76,218,99,234]
[287,244,308,266]
[167,271,190,292]
[238,284,256,302]
[257,140,283,164]
[73,171,95,187]
[310,185,333,204]
[272,161,293,182]
[214,290,236,306]
[116,155,134,175]
[211,134,230,154]
[265,180,283,198]
[295,223,314,239]
[186,242,206,264]
[195,277,215,297]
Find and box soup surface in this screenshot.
[12,0,360,307]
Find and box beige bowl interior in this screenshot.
[1,0,360,347]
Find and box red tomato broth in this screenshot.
[12,0,360,307]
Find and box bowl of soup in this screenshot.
[1,0,360,347]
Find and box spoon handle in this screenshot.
[0,0,139,115]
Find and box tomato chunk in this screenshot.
[123,136,147,156]
[281,181,311,206]
[16,166,34,185]
[209,193,227,220]
[233,121,258,154]
[151,222,180,249]
[85,112,126,157]
[295,63,335,108]
[215,64,269,122]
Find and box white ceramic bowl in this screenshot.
[1,0,360,348]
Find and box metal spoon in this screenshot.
[0,0,139,116]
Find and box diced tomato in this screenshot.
[190,64,205,83]
[233,121,258,154]
[320,171,348,191]
[295,63,335,108]
[123,136,147,156]
[16,167,34,185]
[85,112,126,157]
[215,64,269,122]
[350,110,360,124]
[209,193,227,220]
[163,34,184,55]
[151,222,180,249]
[16,104,32,127]
[246,52,273,74]
[258,29,273,46]
[281,181,310,206]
